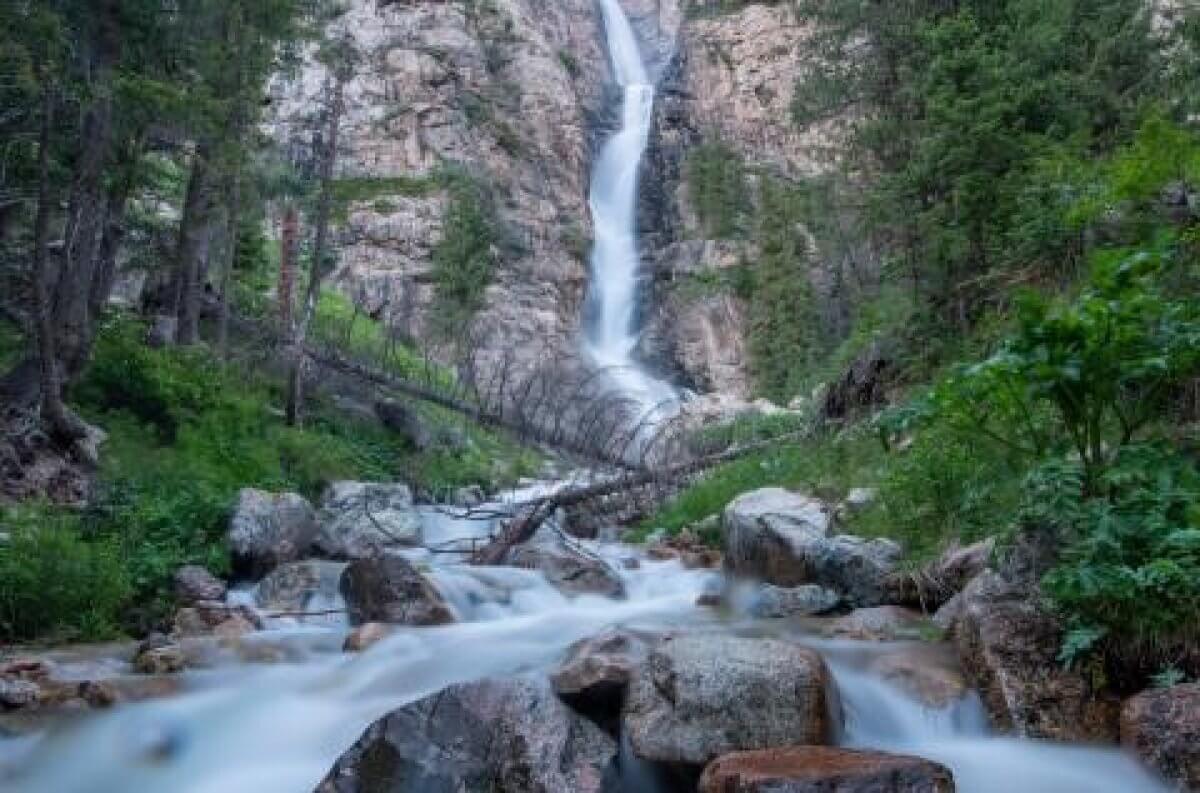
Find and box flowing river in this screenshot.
[0,484,1169,792]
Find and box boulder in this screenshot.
[699,747,955,793]
[172,565,227,605]
[551,629,651,724]
[869,650,969,709]
[624,634,829,767]
[315,677,617,793]
[255,559,348,616]
[955,571,1118,742]
[723,488,901,606]
[339,556,454,626]
[825,606,930,641]
[133,635,186,675]
[172,601,262,638]
[504,526,625,598]
[228,488,318,576]
[315,481,422,560]
[891,539,995,609]
[343,622,392,653]
[375,400,470,452]
[0,677,40,710]
[745,583,841,618]
[1121,683,1200,791]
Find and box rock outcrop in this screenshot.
[503,526,625,598]
[315,677,617,793]
[340,555,454,626]
[1121,683,1200,791]
[624,634,829,768]
[825,606,930,642]
[315,481,422,560]
[172,565,227,605]
[955,571,1119,742]
[743,583,841,618]
[723,487,902,606]
[228,488,318,577]
[255,559,349,616]
[698,747,956,793]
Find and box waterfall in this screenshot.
[585,0,678,422]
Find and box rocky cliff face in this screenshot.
[274,0,841,403]
[271,0,610,382]
[637,1,847,399]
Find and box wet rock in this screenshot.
[551,629,651,725]
[746,583,841,618]
[315,481,422,560]
[343,622,391,653]
[452,484,486,508]
[212,613,256,640]
[375,400,470,452]
[891,540,995,609]
[698,746,956,793]
[315,677,617,793]
[624,634,829,768]
[173,565,227,605]
[931,592,964,636]
[339,555,454,626]
[869,650,969,709]
[0,678,40,710]
[504,526,625,598]
[228,488,318,576]
[724,487,902,606]
[955,571,1118,742]
[133,635,187,675]
[255,559,348,616]
[1121,683,1200,791]
[172,600,262,638]
[77,679,120,709]
[825,606,930,642]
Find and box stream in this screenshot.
[0,484,1170,792]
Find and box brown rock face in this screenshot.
[1121,684,1200,791]
[339,555,455,626]
[955,572,1119,742]
[624,634,829,768]
[698,747,956,793]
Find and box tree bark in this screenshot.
[51,0,121,380]
[286,76,346,427]
[174,144,216,346]
[30,85,87,444]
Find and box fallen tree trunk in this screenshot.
[471,425,816,565]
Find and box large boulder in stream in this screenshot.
[955,571,1119,742]
[172,565,227,605]
[699,747,956,793]
[339,555,454,626]
[624,634,830,768]
[723,487,902,606]
[314,676,617,793]
[551,628,653,727]
[255,559,348,616]
[1121,683,1200,791]
[228,488,318,576]
[315,481,422,560]
[503,526,625,598]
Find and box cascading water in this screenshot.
[584,0,678,421]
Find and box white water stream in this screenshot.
[584,0,679,421]
[0,480,1170,792]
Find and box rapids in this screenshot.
[0,483,1170,792]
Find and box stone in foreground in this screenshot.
[955,571,1118,742]
[1121,683,1200,791]
[228,488,318,576]
[723,487,902,606]
[551,628,651,725]
[340,555,455,626]
[315,481,422,560]
[698,747,955,793]
[314,677,616,793]
[624,634,829,768]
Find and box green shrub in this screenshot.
[430,179,496,336]
[686,139,746,239]
[0,506,130,643]
[1037,445,1200,679]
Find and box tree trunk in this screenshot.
[174,145,216,346]
[50,0,121,380]
[286,76,346,427]
[31,85,87,444]
[217,168,242,359]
